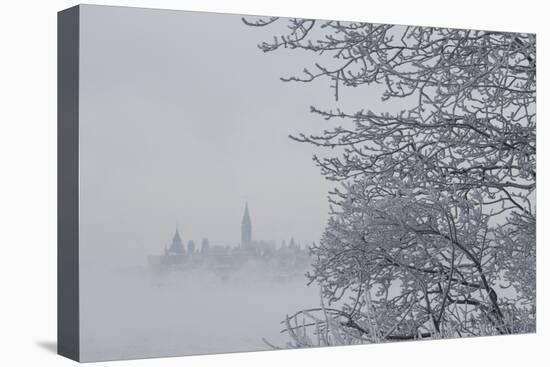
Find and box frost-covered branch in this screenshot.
[247,18,536,345]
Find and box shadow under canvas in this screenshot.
[36,340,57,354]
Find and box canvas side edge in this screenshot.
[57,5,80,362]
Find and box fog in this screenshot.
[79,5,335,265]
[77,5,402,360]
[77,5,342,360]
[79,265,321,361]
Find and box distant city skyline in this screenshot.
[162,201,307,251]
[148,201,310,274]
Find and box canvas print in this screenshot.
[58,4,536,362]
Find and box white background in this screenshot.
[0,0,547,365]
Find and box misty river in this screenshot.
[79,266,321,361]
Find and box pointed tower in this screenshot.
[168,228,185,255]
[241,202,252,249]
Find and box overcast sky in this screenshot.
[78,5,391,264]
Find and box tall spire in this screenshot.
[241,202,252,249]
[169,227,185,254]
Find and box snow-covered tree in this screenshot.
[245,18,536,344]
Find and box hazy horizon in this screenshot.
[78,6,343,265]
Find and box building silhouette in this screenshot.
[166,228,185,255]
[148,203,310,276]
[241,202,252,249]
